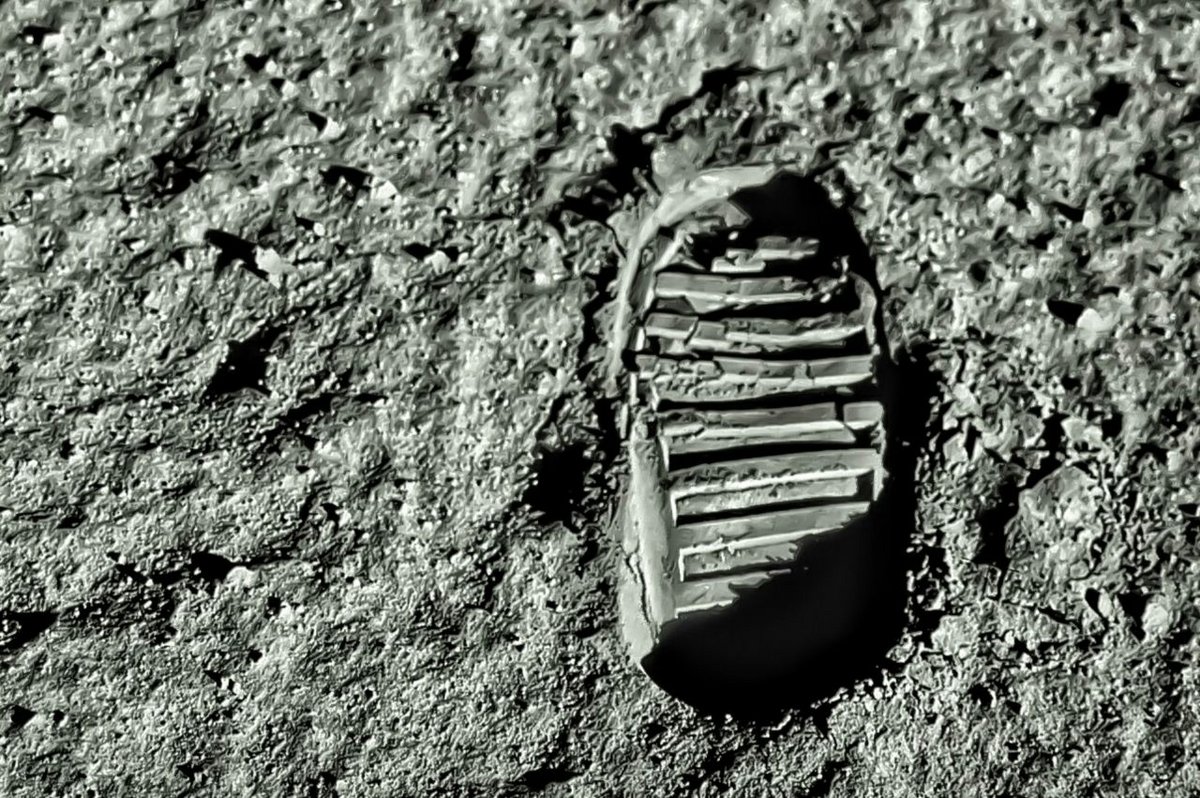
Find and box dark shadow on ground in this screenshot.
[638,171,936,719]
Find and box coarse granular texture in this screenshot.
[2,1,1200,796]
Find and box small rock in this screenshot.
[942,431,968,464]
[1142,598,1173,640]
[1062,416,1104,449]
[226,567,257,589]
[951,383,982,417]
[1075,307,1111,332]
[371,177,398,202]
[255,247,295,287]
[986,192,1009,215]
[320,117,345,141]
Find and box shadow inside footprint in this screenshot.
[641,447,921,717]
[635,171,935,718]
